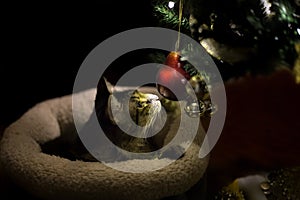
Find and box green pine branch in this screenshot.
[152,1,190,33]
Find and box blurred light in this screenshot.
[282,6,287,14]
[260,0,272,16]
[297,28,300,35]
[168,1,175,9]
[274,36,279,40]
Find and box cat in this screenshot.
[41,71,213,163]
[41,76,189,163]
[64,76,188,162]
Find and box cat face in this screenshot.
[95,77,176,153]
[128,90,161,127]
[108,89,165,138]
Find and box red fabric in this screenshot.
[207,69,300,193]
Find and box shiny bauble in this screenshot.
[156,51,191,101]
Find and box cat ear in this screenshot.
[103,77,114,94]
[95,76,113,119]
[97,76,114,95]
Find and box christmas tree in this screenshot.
[152,0,300,80]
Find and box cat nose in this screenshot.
[157,84,176,100]
[156,78,189,101]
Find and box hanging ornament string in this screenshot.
[157,0,215,118]
[175,0,184,52]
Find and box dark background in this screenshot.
[1,0,156,126]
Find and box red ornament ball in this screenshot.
[156,51,191,101]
